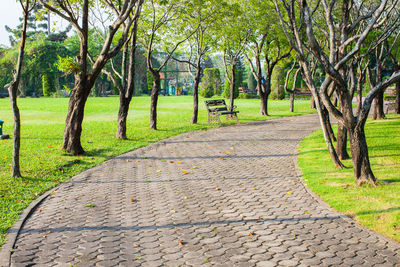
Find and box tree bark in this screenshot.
[191,64,201,124]
[7,0,31,177]
[116,97,130,139]
[321,105,336,142]
[116,18,138,139]
[348,127,376,185]
[62,79,91,155]
[372,90,385,119]
[336,97,349,159]
[290,92,295,112]
[9,87,22,177]
[150,71,161,130]
[229,63,236,112]
[336,123,349,160]
[310,95,316,109]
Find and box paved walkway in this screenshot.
[6,114,400,266]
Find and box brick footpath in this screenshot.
[6,114,400,266]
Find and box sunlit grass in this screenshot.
[298,114,400,242]
[0,95,314,247]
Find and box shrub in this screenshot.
[271,66,285,100]
[223,79,239,99]
[201,68,221,96]
[199,84,214,98]
[238,93,259,99]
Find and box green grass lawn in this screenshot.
[0,95,314,247]
[298,114,400,242]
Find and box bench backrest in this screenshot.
[205,99,228,112]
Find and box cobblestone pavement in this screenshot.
[8,114,400,266]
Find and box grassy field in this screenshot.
[0,95,314,247]
[298,114,400,242]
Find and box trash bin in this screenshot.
[0,120,3,135]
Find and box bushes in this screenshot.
[42,73,54,97]
[238,93,259,99]
[223,79,239,99]
[199,68,221,98]
[271,65,285,100]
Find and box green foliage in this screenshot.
[223,79,239,99]
[42,73,52,96]
[200,68,221,97]
[147,71,154,92]
[271,65,285,100]
[238,94,259,99]
[199,84,214,98]
[55,56,80,75]
[247,74,257,91]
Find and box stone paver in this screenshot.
[7,114,400,266]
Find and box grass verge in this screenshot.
[0,95,314,247]
[298,114,400,242]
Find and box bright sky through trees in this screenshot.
[0,0,22,46]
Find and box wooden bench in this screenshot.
[384,102,396,114]
[204,99,239,124]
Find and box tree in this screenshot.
[172,0,218,124]
[275,0,400,185]
[139,0,197,130]
[200,68,221,97]
[39,0,142,154]
[243,0,291,115]
[97,3,144,139]
[6,0,34,177]
[216,1,248,112]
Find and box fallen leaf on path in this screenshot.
[287,192,292,195]
[169,161,174,163]
[220,157,225,160]
[179,240,184,246]
[249,232,255,236]
[170,210,176,213]
[183,170,189,175]
[129,198,136,202]
[216,187,221,191]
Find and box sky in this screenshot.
[0,0,22,47]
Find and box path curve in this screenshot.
[6,114,400,266]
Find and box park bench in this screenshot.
[295,88,312,97]
[204,99,239,124]
[0,120,10,139]
[384,102,396,114]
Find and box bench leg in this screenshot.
[217,115,221,125]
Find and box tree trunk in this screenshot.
[321,105,336,142]
[319,103,344,168]
[191,67,201,124]
[9,88,22,177]
[348,127,376,185]
[372,91,385,119]
[116,19,138,139]
[259,83,271,116]
[396,81,400,114]
[290,91,295,112]
[150,71,161,130]
[256,80,267,115]
[336,123,349,160]
[310,95,316,109]
[62,80,91,155]
[116,97,130,139]
[229,65,236,112]
[336,97,349,160]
